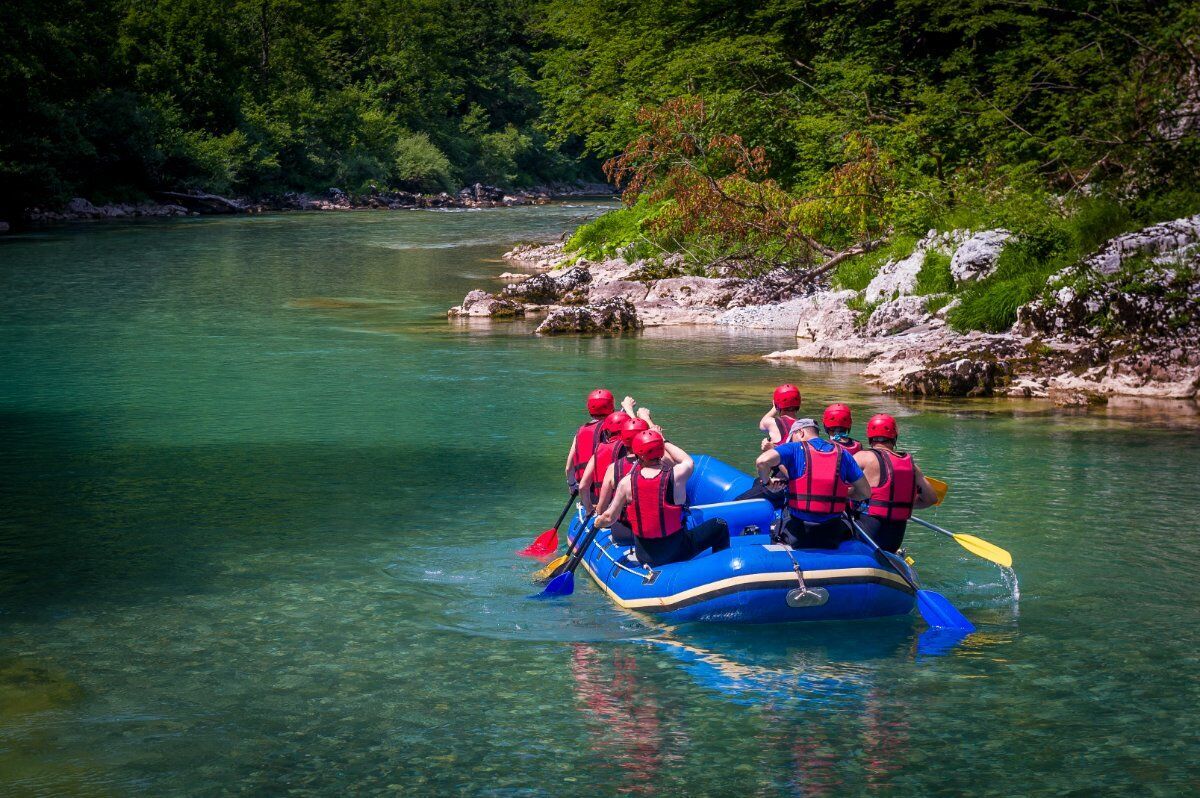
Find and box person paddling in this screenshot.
[595,412,666,544]
[579,407,637,514]
[852,414,938,553]
[822,403,863,454]
[596,430,731,567]
[756,418,872,549]
[565,389,614,493]
[758,384,802,450]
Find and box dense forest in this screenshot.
[3,1,1198,249]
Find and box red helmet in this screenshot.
[866,413,899,441]
[619,416,650,447]
[631,429,665,461]
[823,403,853,430]
[601,412,628,437]
[772,384,802,411]
[587,388,615,416]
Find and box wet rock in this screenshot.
[864,295,933,337]
[895,354,1014,397]
[447,289,524,318]
[503,241,567,271]
[535,298,641,334]
[795,290,860,341]
[951,229,1012,282]
[645,276,740,307]
[1048,385,1105,406]
[1084,213,1200,274]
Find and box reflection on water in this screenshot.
[1,207,1198,795]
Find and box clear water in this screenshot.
[1,206,1198,796]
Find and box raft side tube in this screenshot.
[687,455,757,506]
[687,499,776,537]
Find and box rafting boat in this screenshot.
[569,455,917,624]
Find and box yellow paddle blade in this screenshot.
[926,476,948,506]
[534,554,569,582]
[952,533,1013,568]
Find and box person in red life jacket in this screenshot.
[579,409,637,514]
[755,417,872,549]
[822,403,863,454]
[595,412,662,544]
[596,430,731,568]
[758,383,803,451]
[564,389,615,492]
[851,413,938,553]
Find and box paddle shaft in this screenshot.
[846,515,921,593]
[561,517,599,576]
[551,491,579,532]
[910,515,955,539]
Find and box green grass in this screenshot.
[831,235,917,291]
[566,200,660,261]
[914,249,953,295]
[924,294,953,315]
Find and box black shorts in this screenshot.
[856,516,907,553]
[778,515,850,549]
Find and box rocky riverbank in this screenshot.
[449,215,1200,402]
[19,182,613,226]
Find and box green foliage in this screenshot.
[924,294,953,315]
[566,201,660,261]
[914,250,953,296]
[393,132,453,192]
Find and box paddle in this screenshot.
[925,476,948,506]
[534,514,590,582]
[518,490,577,557]
[846,515,975,632]
[540,516,599,597]
[911,516,1013,568]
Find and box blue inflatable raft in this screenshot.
[569,455,916,624]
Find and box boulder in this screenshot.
[1084,214,1200,274]
[502,266,591,303]
[794,290,860,341]
[503,241,567,271]
[864,230,965,302]
[894,355,1013,397]
[951,229,1012,283]
[587,280,651,303]
[535,298,641,334]
[447,289,525,318]
[864,295,932,337]
[645,276,740,307]
[66,197,99,217]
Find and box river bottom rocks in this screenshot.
[454,214,1200,402]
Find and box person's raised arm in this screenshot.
[595,477,630,529]
[759,406,783,444]
[621,395,637,417]
[564,439,578,486]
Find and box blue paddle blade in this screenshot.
[541,570,575,597]
[916,627,972,657]
[916,589,975,632]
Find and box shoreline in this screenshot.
[12,182,615,230]
[449,217,1200,405]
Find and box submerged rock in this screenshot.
[535,298,641,334]
[447,289,525,318]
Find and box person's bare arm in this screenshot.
[621,395,637,417]
[848,474,872,502]
[755,449,783,488]
[759,407,783,443]
[565,439,577,481]
[579,459,597,513]
[912,464,937,510]
[595,478,630,528]
[663,441,693,496]
[597,462,617,513]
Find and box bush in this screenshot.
[393,131,454,192]
[475,125,533,186]
[566,200,661,261]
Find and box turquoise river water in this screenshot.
[1,204,1198,796]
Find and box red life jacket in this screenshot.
[787,440,850,515]
[571,419,603,480]
[590,439,625,502]
[772,414,797,444]
[868,448,917,521]
[833,437,863,455]
[627,468,684,540]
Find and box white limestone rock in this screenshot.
[950,229,1012,282]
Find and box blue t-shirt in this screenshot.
[773,438,864,522]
